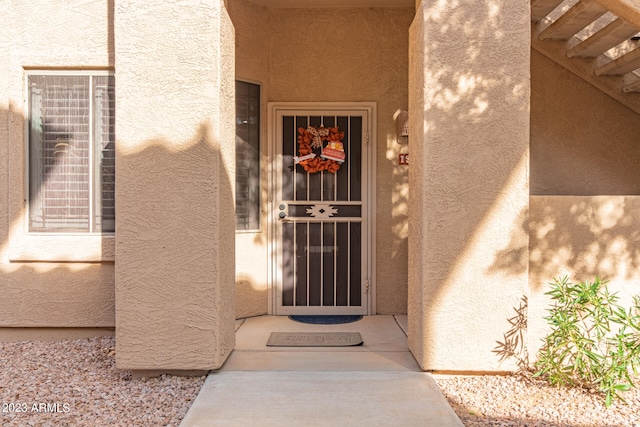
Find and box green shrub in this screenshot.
[534,276,640,407]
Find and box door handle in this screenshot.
[278,214,292,223]
[277,203,289,221]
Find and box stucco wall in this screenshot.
[528,196,640,356]
[531,50,640,195]
[0,1,115,329]
[528,50,640,361]
[269,7,413,314]
[408,0,530,371]
[230,0,414,315]
[228,0,271,319]
[114,0,236,370]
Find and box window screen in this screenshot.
[235,81,260,231]
[28,74,115,233]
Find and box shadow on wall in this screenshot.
[530,50,640,197]
[490,198,640,371]
[115,121,234,290]
[0,0,117,328]
[491,197,640,291]
[385,134,409,312]
[531,198,640,285]
[236,274,268,319]
[0,104,116,328]
[0,104,20,256]
[1,104,235,331]
[416,0,530,278]
[493,295,529,371]
[234,124,269,318]
[489,208,529,279]
[408,0,530,370]
[114,121,236,367]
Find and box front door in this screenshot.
[270,103,374,315]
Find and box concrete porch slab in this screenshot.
[222,348,420,371]
[179,315,463,426]
[233,315,410,352]
[224,315,419,371]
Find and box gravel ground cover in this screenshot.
[2,335,640,426]
[435,374,640,427]
[0,336,205,427]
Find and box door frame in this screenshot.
[267,102,377,315]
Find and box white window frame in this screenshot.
[8,69,115,262]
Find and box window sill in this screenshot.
[236,229,262,234]
[9,234,115,262]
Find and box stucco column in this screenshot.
[408,1,530,371]
[114,0,235,371]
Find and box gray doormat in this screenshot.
[267,332,363,347]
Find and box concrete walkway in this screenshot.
[179,315,463,426]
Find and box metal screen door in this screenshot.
[271,104,372,315]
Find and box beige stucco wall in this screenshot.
[228,0,271,319]
[0,1,115,329]
[408,0,530,371]
[531,50,640,196]
[529,196,640,356]
[269,7,413,315]
[114,0,236,370]
[528,50,640,360]
[229,0,414,315]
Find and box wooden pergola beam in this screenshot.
[567,18,640,57]
[539,0,609,40]
[531,0,565,22]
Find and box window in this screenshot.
[28,73,115,233]
[235,81,260,231]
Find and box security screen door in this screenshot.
[271,103,373,315]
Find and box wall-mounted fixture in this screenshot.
[395,110,409,144]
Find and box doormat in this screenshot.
[267,332,363,347]
[289,315,363,325]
